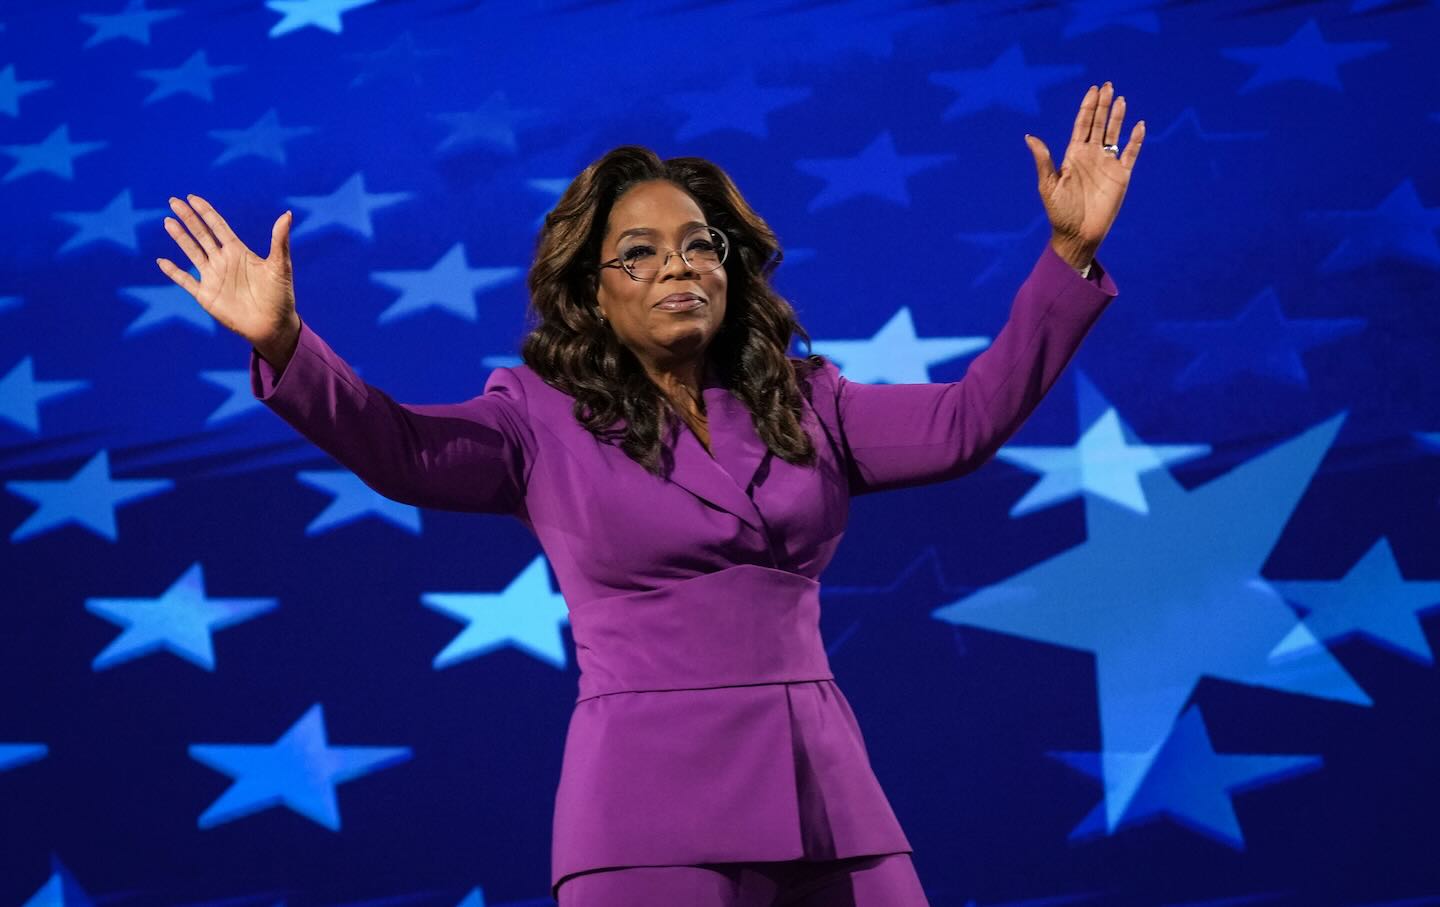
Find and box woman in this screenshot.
[156,82,1142,907]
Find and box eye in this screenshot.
[686,239,716,252]
[622,244,654,261]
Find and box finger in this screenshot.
[1120,120,1145,170]
[269,210,292,264]
[155,257,201,297]
[187,193,242,247]
[1105,95,1126,148]
[1070,84,1098,147]
[1089,81,1114,144]
[163,215,210,271]
[1024,134,1055,183]
[169,195,221,253]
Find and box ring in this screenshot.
[1102,143,1120,156]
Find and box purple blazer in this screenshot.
[249,241,1118,899]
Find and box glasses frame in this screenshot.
[598,226,730,282]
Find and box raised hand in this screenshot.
[155,194,300,362]
[1023,81,1145,269]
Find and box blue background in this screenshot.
[3,0,1439,905]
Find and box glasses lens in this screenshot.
[619,227,727,279]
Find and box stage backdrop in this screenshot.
[3,0,1438,904]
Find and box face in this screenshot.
[596,179,728,371]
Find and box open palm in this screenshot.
[1025,81,1144,257]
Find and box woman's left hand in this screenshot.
[1024,81,1145,269]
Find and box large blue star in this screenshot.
[793,131,955,211]
[928,44,1084,120]
[86,562,277,671]
[0,743,47,773]
[0,64,54,117]
[996,374,1210,517]
[810,308,987,383]
[6,450,172,542]
[423,555,571,670]
[136,50,245,105]
[1308,179,1440,273]
[118,275,216,336]
[1061,0,1166,39]
[432,90,544,156]
[189,703,411,830]
[297,469,422,535]
[668,69,811,142]
[0,356,88,434]
[1220,18,1387,93]
[53,188,166,255]
[79,0,181,48]
[1272,538,1440,666]
[266,0,379,37]
[286,171,413,242]
[343,30,449,89]
[934,414,1369,830]
[208,108,317,166]
[19,856,93,907]
[1052,705,1322,848]
[199,370,265,425]
[371,242,522,324]
[1153,287,1366,391]
[0,124,106,182]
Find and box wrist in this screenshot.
[1049,234,1098,274]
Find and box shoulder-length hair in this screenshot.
[521,145,822,475]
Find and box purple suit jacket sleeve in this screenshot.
[822,242,1119,496]
[248,319,535,514]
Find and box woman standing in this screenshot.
[157,82,1142,907]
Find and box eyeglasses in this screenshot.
[599,225,729,281]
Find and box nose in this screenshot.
[658,247,698,280]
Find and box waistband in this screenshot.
[568,564,835,702]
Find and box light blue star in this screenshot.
[86,562,277,671]
[137,50,245,105]
[266,0,379,37]
[1272,538,1440,665]
[668,69,811,142]
[1220,18,1387,94]
[934,414,1370,830]
[455,887,488,907]
[286,171,414,242]
[1052,705,1322,848]
[1153,287,1366,391]
[996,375,1210,517]
[0,64,54,117]
[423,555,571,670]
[119,275,215,336]
[810,307,987,383]
[0,743,48,772]
[297,469,422,535]
[1308,180,1440,273]
[793,131,955,212]
[19,856,93,907]
[53,188,167,255]
[189,703,411,830]
[0,124,107,182]
[928,44,1084,120]
[433,90,544,155]
[1061,0,1165,38]
[79,0,181,48]
[6,449,172,542]
[371,242,522,324]
[0,356,88,433]
[208,108,317,166]
[200,370,265,424]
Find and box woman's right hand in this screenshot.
[156,194,300,365]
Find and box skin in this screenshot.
[595,179,729,453]
[154,83,1143,458]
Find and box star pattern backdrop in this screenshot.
[2,0,1438,905]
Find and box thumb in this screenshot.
[1024,134,1055,184]
[269,210,292,266]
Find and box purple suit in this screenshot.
[249,241,1118,900]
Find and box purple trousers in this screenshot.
[556,852,930,906]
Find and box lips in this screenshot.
[654,292,705,308]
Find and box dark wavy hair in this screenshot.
[520,145,822,475]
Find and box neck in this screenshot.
[641,355,705,413]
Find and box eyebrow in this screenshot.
[614,220,708,242]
